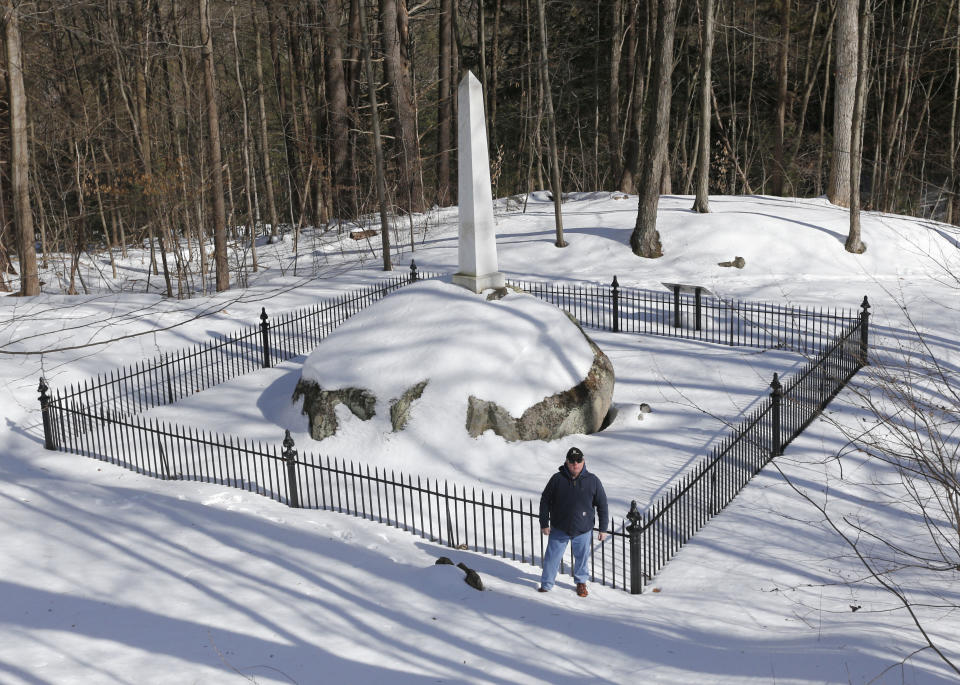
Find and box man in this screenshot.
[538,446,609,597]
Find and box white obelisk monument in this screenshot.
[452,71,505,293]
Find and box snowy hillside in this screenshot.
[1,193,958,683]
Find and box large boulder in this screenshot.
[292,383,376,440]
[293,280,615,443]
[465,330,614,441]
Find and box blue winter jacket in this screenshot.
[539,464,609,536]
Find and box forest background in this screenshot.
[0,0,956,296]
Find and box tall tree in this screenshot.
[772,0,790,196]
[846,0,871,254]
[630,0,676,258]
[828,0,857,207]
[321,0,355,218]
[437,0,454,206]
[253,17,281,240]
[535,0,566,247]
[199,0,229,291]
[379,0,424,212]
[692,0,714,213]
[608,0,624,185]
[357,0,392,270]
[3,0,38,295]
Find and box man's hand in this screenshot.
[541,527,550,536]
[597,532,607,541]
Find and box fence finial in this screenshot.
[626,500,642,532]
[282,429,296,459]
[410,260,419,282]
[770,372,782,395]
[860,295,870,313]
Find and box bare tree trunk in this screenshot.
[357,0,392,270]
[950,1,960,224]
[3,0,39,295]
[233,6,258,271]
[135,0,173,297]
[437,0,454,206]
[380,0,424,212]
[630,0,676,258]
[608,0,623,186]
[307,0,330,224]
[322,0,354,218]
[846,0,871,254]
[490,0,501,138]
[829,0,857,207]
[772,0,790,196]
[254,18,281,239]
[618,0,645,193]
[692,0,714,213]
[535,0,566,246]
[199,0,229,291]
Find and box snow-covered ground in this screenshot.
[1,193,958,683]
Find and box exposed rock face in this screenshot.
[464,329,615,441]
[390,381,429,432]
[292,380,376,440]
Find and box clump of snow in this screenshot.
[300,280,595,419]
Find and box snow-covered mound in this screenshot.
[296,280,599,439]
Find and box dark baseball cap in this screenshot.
[566,447,584,463]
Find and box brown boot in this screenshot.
[576,583,588,597]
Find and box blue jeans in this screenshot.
[540,529,591,590]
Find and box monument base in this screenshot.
[452,271,506,294]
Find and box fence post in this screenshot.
[38,378,55,450]
[770,373,783,459]
[164,353,175,404]
[260,308,272,369]
[282,430,300,508]
[410,260,418,282]
[626,500,643,594]
[694,287,703,331]
[611,276,620,332]
[859,296,870,366]
[673,284,681,328]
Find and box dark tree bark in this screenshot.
[253,17,281,239]
[3,0,39,295]
[357,0,392,270]
[692,0,714,213]
[846,0,871,254]
[437,0,454,206]
[199,0,229,291]
[772,0,790,196]
[322,0,355,217]
[535,0,565,246]
[630,0,676,258]
[829,0,857,207]
[608,0,624,186]
[379,0,424,212]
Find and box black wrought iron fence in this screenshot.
[42,399,632,589]
[626,316,867,593]
[508,277,861,356]
[37,269,871,594]
[44,268,443,424]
